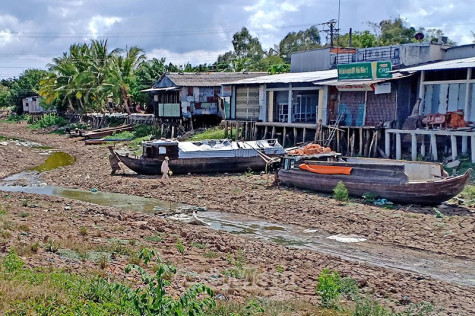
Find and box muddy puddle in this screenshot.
[0,151,474,287]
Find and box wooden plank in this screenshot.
[430,134,438,161]
[411,132,417,161]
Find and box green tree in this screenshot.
[278,25,321,62]
[105,45,146,114]
[372,18,417,45]
[232,27,265,61]
[336,30,378,48]
[9,69,48,113]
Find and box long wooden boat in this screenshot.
[278,156,470,205]
[115,139,285,175]
[81,125,134,139]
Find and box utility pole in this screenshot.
[323,19,339,48]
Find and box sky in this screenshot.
[0,0,474,79]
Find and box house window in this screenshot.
[158,147,167,154]
[293,93,317,123]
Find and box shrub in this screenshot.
[316,268,341,308]
[122,248,215,315]
[176,237,185,255]
[3,249,24,272]
[29,113,67,129]
[333,181,349,202]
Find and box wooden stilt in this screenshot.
[171,126,175,139]
[336,130,340,153]
[283,127,287,147]
[293,127,297,146]
[264,125,268,139]
[471,135,475,163]
[302,128,307,143]
[359,127,363,156]
[224,121,228,138]
[271,126,275,139]
[235,122,239,141]
[373,130,379,157]
[420,135,426,157]
[350,131,355,156]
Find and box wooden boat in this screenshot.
[81,125,134,139]
[278,156,470,205]
[115,139,285,175]
[85,138,132,145]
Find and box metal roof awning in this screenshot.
[393,56,475,73]
[141,87,179,92]
[314,73,410,86]
[227,69,338,85]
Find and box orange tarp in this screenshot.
[299,163,352,175]
[288,143,332,156]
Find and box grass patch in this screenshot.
[190,127,226,141]
[28,113,67,129]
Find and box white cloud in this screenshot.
[148,48,227,66]
[88,16,122,38]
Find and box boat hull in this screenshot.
[278,167,470,205]
[117,154,268,175]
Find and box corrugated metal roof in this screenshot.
[163,72,267,87]
[141,87,179,92]
[396,56,475,72]
[315,73,410,86]
[227,69,338,85]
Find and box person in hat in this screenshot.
[160,156,172,184]
[107,146,121,175]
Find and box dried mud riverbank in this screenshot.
[0,121,474,314]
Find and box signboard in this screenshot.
[374,82,391,94]
[336,84,373,91]
[221,85,232,97]
[337,62,392,80]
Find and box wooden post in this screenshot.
[224,121,228,138]
[347,127,351,155]
[235,122,239,141]
[171,125,175,139]
[411,132,417,161]
[350,132,355,156]
[385,130,390,157]
[271,126,275,139]
[359,127,363,156]
[283,127,287,147]
[396,132,401,160]
[363,129,370,157]
[462,136,468,154]
[264,125,268,139]
[336,129,340,153]
[451,135,457,161]
[420,135,426,157]
[430,134,438,161]
[293,127,297,146]
[373,130,379,157]
[230,122,233,139]
[471,135,475,163]
[253,123,257,140]
[303,128,307,143]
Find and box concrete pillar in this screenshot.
[451,135,457,161]
[420,135,426,157]
[287,84,293,124]
[464,68,472,121]
[430,134,438,161]
[411,132,417,161]
[462,136,468,154]
[396,133,401,160]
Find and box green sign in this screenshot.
[375,61,392,79]
[337,62,392,80]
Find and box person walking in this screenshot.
[107,146,121,175]
[160,156,172,184]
